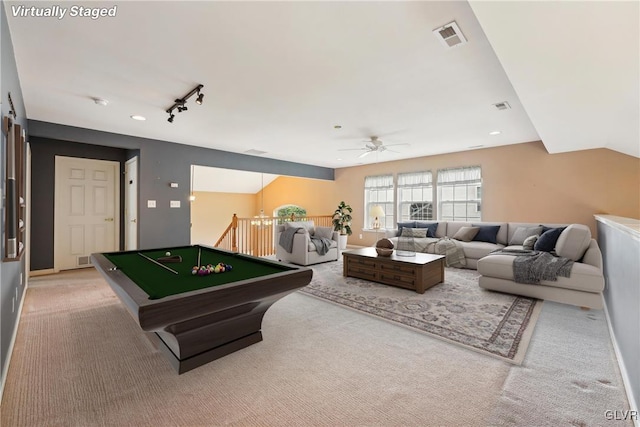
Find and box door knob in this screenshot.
[131,219,137,223]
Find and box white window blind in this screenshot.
[437,166,482,221]
[364,174,394,229]
[397,171,433,221]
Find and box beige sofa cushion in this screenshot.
[477,255,604,293]
[555,224,592,261]
[285,221,315,235]
[509,226,543,245]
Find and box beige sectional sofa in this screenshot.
[385,221,605,308]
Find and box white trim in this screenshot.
[595,215,640,242]
[603,296,639,427]
[0,281,28,404]
[29,268,57,277]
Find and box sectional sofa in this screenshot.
[385,221,604,309]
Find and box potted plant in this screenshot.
[332,201,352,250]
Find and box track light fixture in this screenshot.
[166,84,204,123]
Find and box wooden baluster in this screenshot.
[231,213,238,253]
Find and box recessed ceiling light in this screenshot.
[130,115,146,121]
[93,98,109,106]
[489,131,501,135]
[336,158,343,161]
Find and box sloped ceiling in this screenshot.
[470,0,639,158]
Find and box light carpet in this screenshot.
[1,267,632,426]
[302,260,541,364]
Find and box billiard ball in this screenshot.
[166,252,171,256]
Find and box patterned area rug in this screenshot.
[300,260,542,364]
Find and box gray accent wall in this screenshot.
[597,216,640,413]
[1,4,28,394]
[29,137,129,270]
[27,120,334,269]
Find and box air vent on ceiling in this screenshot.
[433,21,467,48]
[493,101,511,111]
[244,149,267,155]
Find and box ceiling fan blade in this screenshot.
[337,148,367,152]
[358,151,372,158]
[383,143,410,147]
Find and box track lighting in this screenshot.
[166,84,204,123]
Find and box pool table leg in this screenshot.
[149,331,263,374]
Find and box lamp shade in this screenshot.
[370,205,385,218]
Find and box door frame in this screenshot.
[124,156,139,250]
[53,156,120,272]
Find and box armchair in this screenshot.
[276,221,339,266]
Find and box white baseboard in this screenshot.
[0,283,28,405]
[29,268,56,277]
[603,297,639,427]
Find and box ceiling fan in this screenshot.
[339,136,409,158]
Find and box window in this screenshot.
[364,175,394,229]
[397,171,433,222]
[437,166,482,221]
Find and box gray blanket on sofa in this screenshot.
[491,249,574,284]
[310,237,332,256]
[278,227,302,253]
[425,237,466,268]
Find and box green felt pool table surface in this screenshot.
[104,245,295,299]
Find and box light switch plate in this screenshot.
[170,200,181,208]
[147,200,156,208]
[170,182,179,188]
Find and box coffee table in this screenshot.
[342,247,445,294]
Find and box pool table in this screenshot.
[91,245,312,374]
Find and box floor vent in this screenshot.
[77,255,91,266]
[433,21,467,48]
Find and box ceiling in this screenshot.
[5,1,639,171]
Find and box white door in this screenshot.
[54,156,119,271]
[125,157,138,250]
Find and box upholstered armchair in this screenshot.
[276,221,339,266]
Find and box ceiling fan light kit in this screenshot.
[338,136,410,159]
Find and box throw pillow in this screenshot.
[314,226,333,240]
[472,225,501,244]
[509,226,543,245]
[396,221,417,237]
[400,227,428,238]
[555,224,591,261]
[452,226,479,242]
[534,227,566,252]
[416,222,439,238]
[522,235,538,250]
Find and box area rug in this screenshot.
[300,260,542,364]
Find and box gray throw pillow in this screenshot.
[452,226,479,242]
[522,235,538,250]
[314,226,333,240]
[509,226,543,245]
[400,227,428,238]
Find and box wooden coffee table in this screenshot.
[342,247,445,294]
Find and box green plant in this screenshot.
[332,201,353,235]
